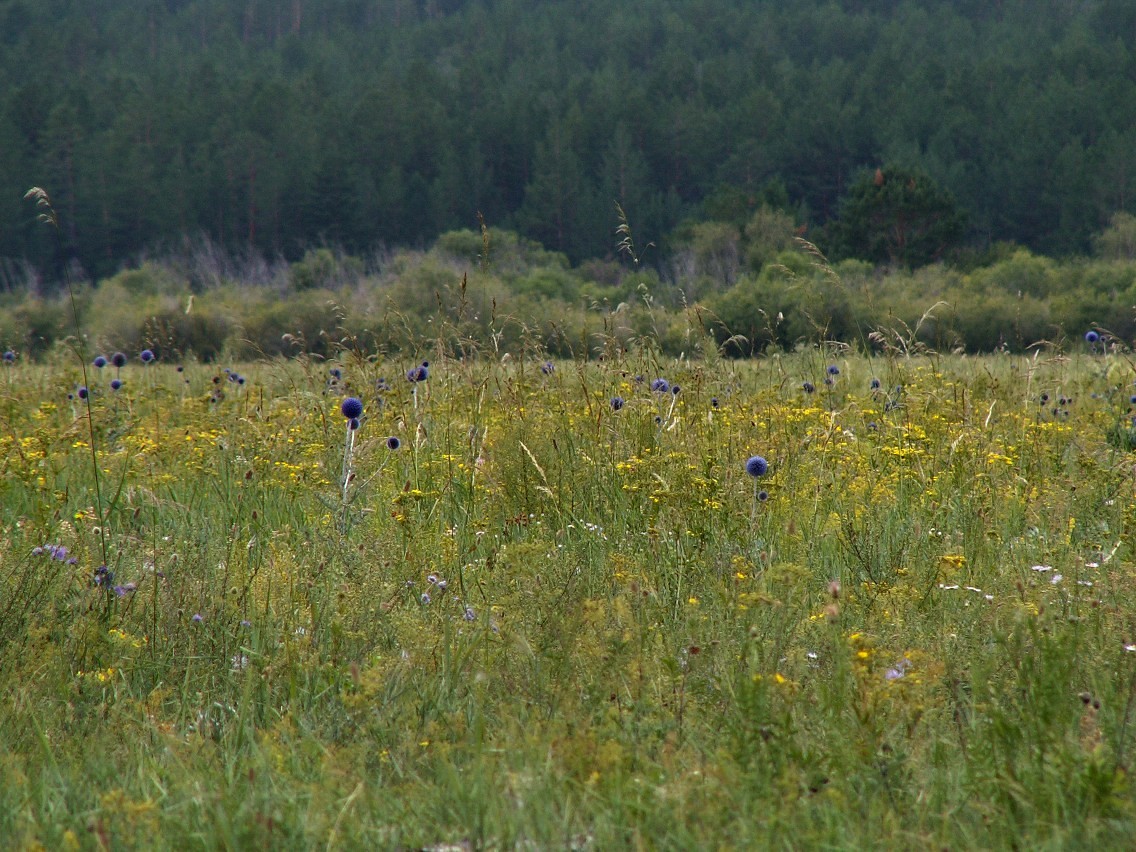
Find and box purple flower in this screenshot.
[192,613,203,623]
[745,456,769,478]
[541,361,555,375]
[93,355,107,368]
[111,379,123,391]
[77,386,88,400]
[406,363,429,382]
[1085,330,1100,343]
[112,352,127,368]
[610,396,625,411]
[140,349,155,363]
[650,378,670,393]
[340,397,363,419]
[386,436,401,450]
[2,350,14,363]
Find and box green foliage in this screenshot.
[829,166,965,267]
[1094,212,1136,260]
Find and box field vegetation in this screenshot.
[3,320,1136,847]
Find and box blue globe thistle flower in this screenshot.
[651,378,670,393]
[824,376,834,386]
[111,379,123,391]
[112,352,127,368]
[610,396,625,411]
[870,377,881,390]
[237,376,245,385]
[407,364,429,382]
[745,455,769,478]
[671,384,681,395]
[2,350,14,363]
[827,365,840,376]
[802,381,815,394]
[340,397,364,419]
[634,375,645,384]
[757,490,769,502]
[376,377,390,391]
[1085,330,1100,343]
[228,372,239,382]
[93,355,107,368]
[176,365,184,372]
[330,368,342,380]
[1129,395,1136,405]
[386,436,401,450]
[348,417,361,431]
[711,397,719,408]
[77,386,89,400]
[541,361,555,375]
[140,349,155,363]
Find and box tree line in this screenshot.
[3,0,1136,286]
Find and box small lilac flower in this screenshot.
[93,355,107,368]
[420,592,431,605]
[885,659,911,681]
[541,361,555,375]
[192,613,203,623]
[745,455,769,478]
[340,397,363,420]
[463,606,476,622]
[140,349,155,363]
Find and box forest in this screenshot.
[3,0,1136,289]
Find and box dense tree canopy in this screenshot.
[2,0,1136,285]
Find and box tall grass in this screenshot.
[1,342,1135,848]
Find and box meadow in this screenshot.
[2,340,1136,849]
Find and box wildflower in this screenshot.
[1085,330,1100,343]
[885,658,911,681]
[386,436,401,450]
[541,360,555,375]
[113,583,137,597]
[110,379,123,391]
[93,355,107,368]
[745,455,769,478]
[340,397,364,420]
[650,378,670,393]
[348,418,360,431]
[407,363,429,382]
[2,350,14,363]
[112,352,127,368]
[610,396,625,411]
[827,365,840,376]
[757,490,769,502]
[376,377,390,391]
[711,397,719,407]
[802,381,815,394]
[671,384,681,395]
[463,605,476,621]
[192,613,203,623]
[93,565,113,586]
[420,592,431,605]
[870,377,881,390]
[140,349,155,363]
[77,386,88,399]
[330,368,342,380]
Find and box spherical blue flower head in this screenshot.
[610,396,625,411]
[78,386,88,399]
[711,397,719,408]
[2,350,14,363]
[340,397,364,419]
[140,349,155,363]
[745,455,769,478]
[330,368,342,380]
[93,355,107,368]
[827,365,840,376]
[348,417,360,431]
[111,379,123,391]
[1129,395,1136,405]
[237,376,245,385]
[176,365,184,372]
[541,361,555,375]
[651,378,670,393]
[1085,330,1100,343]
[386,436,401,450]
[757,490,769,502]
[407,364,429,382]
[112,352,127,368]
[870,377,881,390]
[228,372,239,382]
[802,381,815,394]
[671,385,681,395]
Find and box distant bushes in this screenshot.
[2,230,1135,362]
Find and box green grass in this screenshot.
[2,347,1136,849]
